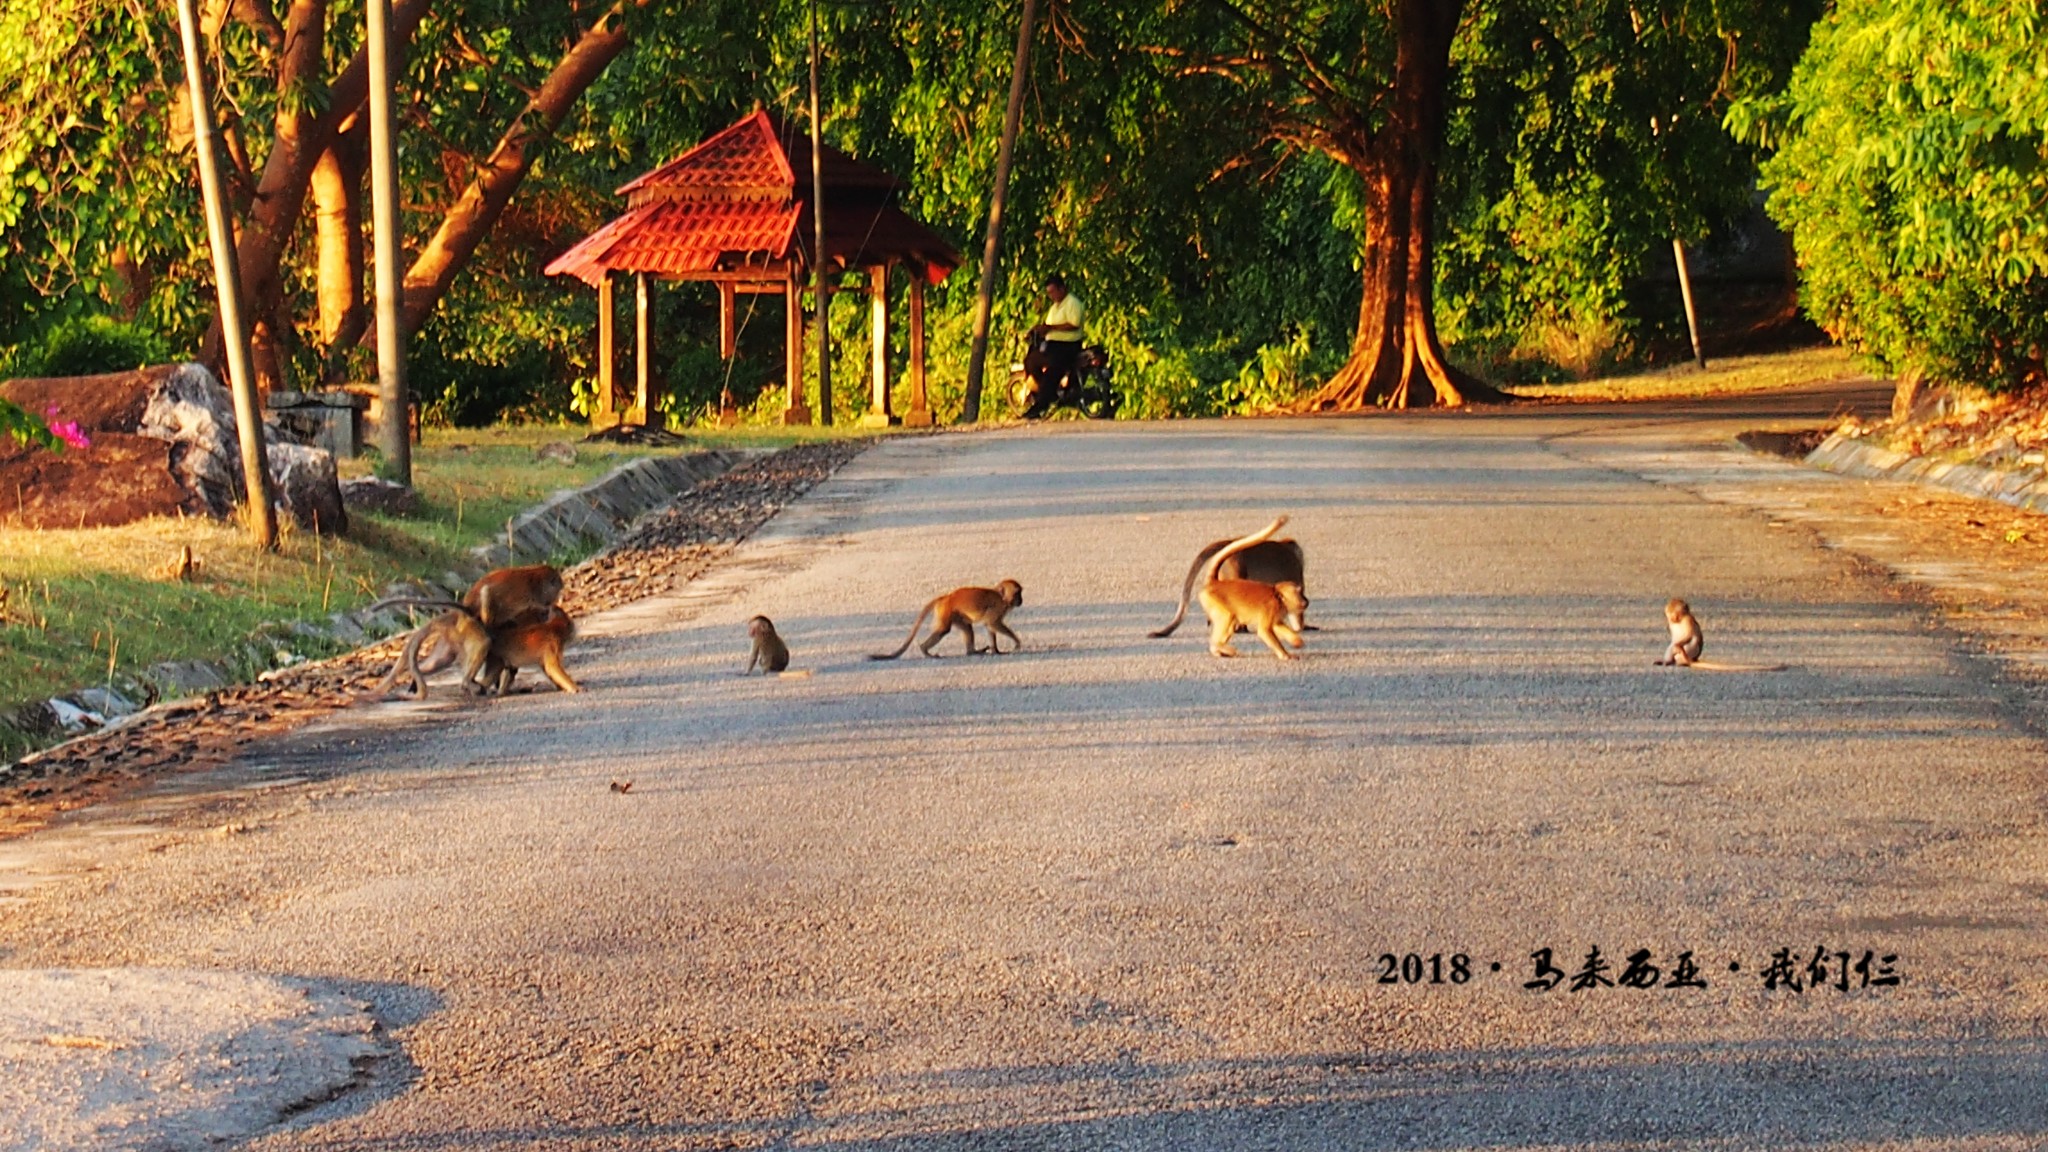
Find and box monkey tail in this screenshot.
[362,626,432,702]
[1681,660,1789,673]
[869,599,937,660]
[1150,540,1228,638]
[365,594,467,616]
[1200,517,1288,588]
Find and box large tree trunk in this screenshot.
[202,0,430,379]
[360,4,631,347]
[312,121,367,356]
[1301,0,1502,411]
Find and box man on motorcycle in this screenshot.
[1022,275,1084,417]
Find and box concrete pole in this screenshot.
[367,0,411,480]
[1673,237,1706,370]
[960,0,1037,423]
[809,0,832,426]
[175,0,276,549]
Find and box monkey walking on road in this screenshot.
[1151,534,1307,638]
[483,607,583,694]
[366,609,495,700]
[1655,598,1786,672]
[1198,517,1308,661]
[869,580,1024,659]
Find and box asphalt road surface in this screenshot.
[7,384,2048,1151]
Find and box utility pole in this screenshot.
[174,0,276,550]
[1672,238,1706,370]
[809,0,832,426]
[960,0,1037,423]
[368,0,411,481]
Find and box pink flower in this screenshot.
[43,403,90,450]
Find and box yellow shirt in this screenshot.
[1043,294,1085,342]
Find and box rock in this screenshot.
[142,660,231,699]
[71,687,140,720]
[45,699,105,734]
[266,442,348,536]
[340,476,422,517]
[535,441,578,465]
[136,363,244,516]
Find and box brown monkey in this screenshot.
[745,615,790,674]
[483,607,582,694]
[463,564,563,629]
[1197,518,1308,660]
[869,580,1024,659]
[1655,598,1786,672]
[368,564,566,672]
[365,564,562,627]
[1151,536,1307,637]
[366,609,494,700]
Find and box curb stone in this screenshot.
[1806,432,2048,517]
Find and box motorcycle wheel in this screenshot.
[1080,380,1119,419]
[1010,374,1042,418]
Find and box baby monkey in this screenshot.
[745,615,790,674]
[870,580,1024,659]
[1656,598,1786,672]
[1199,517,1307,661]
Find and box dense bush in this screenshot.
[1732,0,2048,393]
[4,315,171,378]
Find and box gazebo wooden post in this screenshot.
[594,273,617,427]
[860,263,899,428]
[783,268,811,425]
[904,274,932,427]
[632,272,653,427]
[716,281,740,426]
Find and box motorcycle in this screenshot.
[1009,335,1120,419]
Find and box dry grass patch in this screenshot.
[1502,346,1869,403]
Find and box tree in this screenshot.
[1730,0,2048,400]
[1168,0,1817,408]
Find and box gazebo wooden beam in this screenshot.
[904,275,932,427]
[632,271,653,427]
[595,273,617,426]
[860,263,898,428]
[782,269,811,425]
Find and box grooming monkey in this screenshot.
[482,607,583,694]
[1198,517,1308,660]
[1655,598,1786,672]
[367,564,566,673]
[366,609,494,700]
[365,563,563,626]
[1150,535,1307,638]
[745,615,790,674]
[869,580,1024,659]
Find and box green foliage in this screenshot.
[1435,0,1822,378]
[1732,0,2048,393]
[9,315,173,378]
[0,398,59,451]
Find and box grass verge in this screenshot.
[0,423,878,759]
[1500,345,1869,403]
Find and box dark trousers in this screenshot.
[1024,340,1081,409]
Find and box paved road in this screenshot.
[7,385,2048,1150]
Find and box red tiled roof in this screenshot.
[548,111,958,286]
[544,199,800,286]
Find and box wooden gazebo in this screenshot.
[545,110,961,427]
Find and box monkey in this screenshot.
[365,563,564,626]
[1655,598,1787,672]
[1150,536,1307,638]
[869,580,1024,659]
[1197,517,1308,660]
[365,609,494,700]
[367,564,566,672]
[481,606,582,694]
[1657,598,1704,666]
[744,615,791,674]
